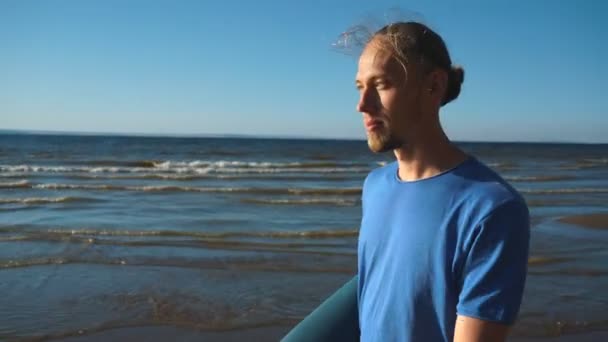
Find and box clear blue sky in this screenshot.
[1,0,606,142]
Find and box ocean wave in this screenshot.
[0,247,356,273]
[284,188,361,195]
[519,188,608,194]
[241,198,359,206]
[0,179,31,188]
[34,183,126,191]
[528,256,572,266]
[0,165,87,173]
[0,160,372,175]
[84,160,160,167]
[504,175,577,182]
[0,172,24,178]
[31,182,363,195]
[558,158,608,170]
[61,173,352,181]
[577,158,608,167]
[1,257,71,268]
[154,160,369,169]
[11,179,607,198]
[0,254,356,274]
[9,235,356,258]
[0,226,359,239]
[67,173,206,181]
[170,166,370,175]
[0,196,99,205]
[0,235,28,242]
[486,162,519,170]
[526,199,584,207]
[528,268,608,277]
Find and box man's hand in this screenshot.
[453,315,510,342]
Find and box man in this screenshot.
[355,22,530,341]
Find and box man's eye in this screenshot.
[375,81,389,89]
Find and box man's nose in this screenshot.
[357,88,378,114]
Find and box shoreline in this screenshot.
[15,325,608,342]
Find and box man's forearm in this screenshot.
[453,315,510,342]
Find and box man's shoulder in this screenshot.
[456,158,527,220]
[363,161,396,186]
[461,158,522,198]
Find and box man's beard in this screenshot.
[367,128,403,153]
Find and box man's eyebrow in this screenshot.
[355,75,390,85]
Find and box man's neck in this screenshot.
[393,129,468,182]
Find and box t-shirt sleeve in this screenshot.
[456,199,531,324]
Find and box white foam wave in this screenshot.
[34,183,119,191]
[0,161,371,175]
[0,197,88,204]
[32,183,362,195]
[0,180,31,188]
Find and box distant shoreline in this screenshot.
[1,129,606,145]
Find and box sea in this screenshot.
[0,133,607,341]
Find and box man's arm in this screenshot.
[453,315,510,342]
[454,199,530,341]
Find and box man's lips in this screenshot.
[365,120,383,132]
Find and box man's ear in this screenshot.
[427,69,449,100]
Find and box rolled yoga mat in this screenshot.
[281,275,360,342]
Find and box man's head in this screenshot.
[354,22,464,153]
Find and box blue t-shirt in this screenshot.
[357,157,530,342]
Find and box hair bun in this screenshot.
[442,65,465,106]
[450,65,464,85]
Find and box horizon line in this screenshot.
[0,128,606,145]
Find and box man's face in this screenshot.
[355,39,423,153]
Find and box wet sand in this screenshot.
[25,325,608,342]
[558,212,608,229]
[511,331,608,341]
[23,325,292,342]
